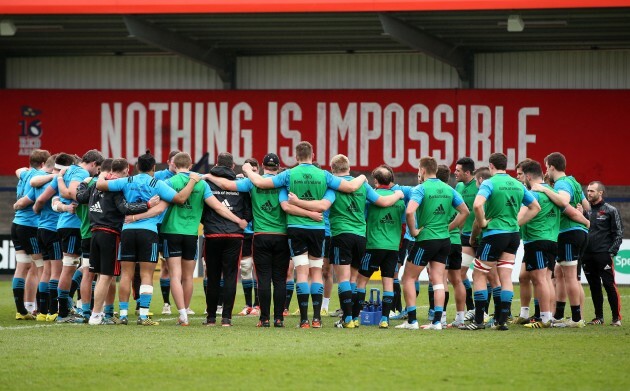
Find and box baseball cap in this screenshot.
[263,153,280,167]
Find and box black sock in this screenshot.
[464,280,474,311]
[285,280,294,309]
[353,289,366,320]
[492,287,502,318]
[428,283,435,311]
[534,299,540,319]
[554,301,566,320]
[159,278,171,305]
[49,280,59,314]
[393,279,402,312]
[474,290,487,324]
[296,282,309,321]
[253,280,260,307]
[91,280,96,310]
[242,280,253,307]
[12,278,27,315]
[70,281,80,301]
[444,291,450,313]
[570,305,581,322]
[338,283,353,321]
[38,288,49,316]
[311,282,323,319]
[382,291,394,320]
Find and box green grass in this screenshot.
[0,280,628,390]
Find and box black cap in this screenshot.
[263,153,280,167]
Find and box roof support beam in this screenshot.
[379,13,472,85]
[123,15,234,88]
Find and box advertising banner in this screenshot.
[1,89,627,185]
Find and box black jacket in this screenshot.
[202,166,251,236]
[76,180,148,233]
[585,200,624,256]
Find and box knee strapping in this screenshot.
[461,253,474,267]
[139,285,153,295]
[240,257,253,280]
[432,283,445,291]
[33,258,44,268]
[292,254,309,268]
[62,256,80,267]
[309,258,324,269]
[473,259,492,274]
[16,253,32,264]
[497,260,515,270]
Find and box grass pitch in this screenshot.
[0,280,628,390]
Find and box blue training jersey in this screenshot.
[28,180,60,232]
[108,173,177,233]
[13,168,44,227]
[53,165,89,230]
[154,169,176,181]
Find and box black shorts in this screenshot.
[323,236,331,261]
[38,229,62,261]
[241,234,253,258]
[523,240,557,272]
[398,238,412,265]
[162,233,199,260]
[57,228,82,256]
[11,223,40,255]
[446,244,463,270]
[287,227,326,259]
[90,229,121,276]
[329,233,367,268]
[476,232,520,262]
[407,238,451,267]
[359,249,398,278]
[461,234,479,250]
[557,230,587,263]
[81,238,91,259]
[119,229,159,263]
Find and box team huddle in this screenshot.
[10,141,622,330]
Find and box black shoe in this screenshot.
[274,319,284,328]
[203,318,216,326]
[221,318,232,327]
[257,319,270,328]
[460,322,485,330]
[498,323,509,331]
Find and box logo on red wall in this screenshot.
[18,105,43,156]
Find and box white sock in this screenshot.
[520,307,530,318]
[322,297,330,310]
[178,308,188,322]
[456,311,465,322]
[139,308,149,317]
[441,313,447,323]
[120,309,128,317]
[541,312,552,323]
[25,302,36,312]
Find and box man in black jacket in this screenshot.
[583,181,624,326]
[203,152,252,326]
[76,158,158,325]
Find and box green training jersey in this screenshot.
[366,188,406,250]
[478,173,530,234]
[448,208,461,244]
[554,176,588,233]
[455,179,477,235]
[247,175,287,234]
[287,165,328,228]
[521,184,560,242]
[330,177,371,237]
[161,173,209,236]
[78,177,97,239]
[411,178,463,241]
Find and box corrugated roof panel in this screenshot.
[475,50,630,89]
[7,56,223,89]
[236,53,461,89]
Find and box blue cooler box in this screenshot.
[360,288,382,326]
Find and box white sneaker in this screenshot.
[421,322,443,330]
[564,318,586,328]
[395,321,419,330]
[162,303,171,315]
[389,310,399,318]
[464,309,475,321]
[88,313,103,326]
[186,308,195,315]
[216,305,223,315]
